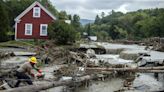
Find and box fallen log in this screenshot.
[100,70,164,74]
[139,70,164,73]
[2,75,95,92]
[86,66,164,72]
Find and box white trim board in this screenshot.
[14,1,56,22]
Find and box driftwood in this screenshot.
[70,52,87,61]
[86,66,164,72]
[69,51,88,66]
[2,75,94,92]
[99,70,164,74]
[139,70,164,73]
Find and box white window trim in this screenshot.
[25,23,33,35]
[33,7,41,18]
[40,24,48,36]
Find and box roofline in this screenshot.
[14,1,57,21]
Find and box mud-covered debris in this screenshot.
[0,51,15,60]
[37,46,71,64]
[55,65,78,76]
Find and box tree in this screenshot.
[58,11,67,20]
[114,26,127,39]
[90,8,164,41]
[154,13,164,37]
[86,23,91,36]
[95,31,109,41]
[48,21,79,45]
[101,12,105,18]
[68,14,72,21]
[40,0,58,16]
[72,14,81,29]
[0,1,10,42]
[5,0,36,26]
[94,15,101,24]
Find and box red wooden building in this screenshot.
[14,1,56,40]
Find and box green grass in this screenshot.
[0,40,82,50]
[0,40,35,47]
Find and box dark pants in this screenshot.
[15,71,33,87]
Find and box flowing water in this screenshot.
[79,42,164,92]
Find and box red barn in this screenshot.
[14,1,56,40]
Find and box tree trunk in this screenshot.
[100,70,164,74]
[86,66,164,72]
[3,75,94,92]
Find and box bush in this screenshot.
[48,21,80,45]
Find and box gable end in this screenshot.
[14,1,56,22]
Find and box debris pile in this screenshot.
[1,41,164,92]
[36,45,71,65]
[55,65,78,76]
[0,51,15,61]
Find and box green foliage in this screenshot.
[90,9,164,41]
[95,31,109,41]
[83,23,111,41]
[113,25,127,39]
[40,0,58,16]
[48,21,80,45]
[5,0,36,26]
[72,14,81,29]
[101,12,105,18]
[86,24,91,36]
[0,1,10,42]
[94,15,101,24]
[58,11,68,20]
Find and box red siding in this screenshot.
[16,5,54,39]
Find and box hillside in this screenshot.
[86,9,164,41]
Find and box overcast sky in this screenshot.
[49,0,164,20]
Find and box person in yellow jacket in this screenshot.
[15,57,42,87]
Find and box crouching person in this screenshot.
[15,57,42,87]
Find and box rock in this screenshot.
[120,50,149,60]
[105,48,124,54]
[86,49,96,58]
